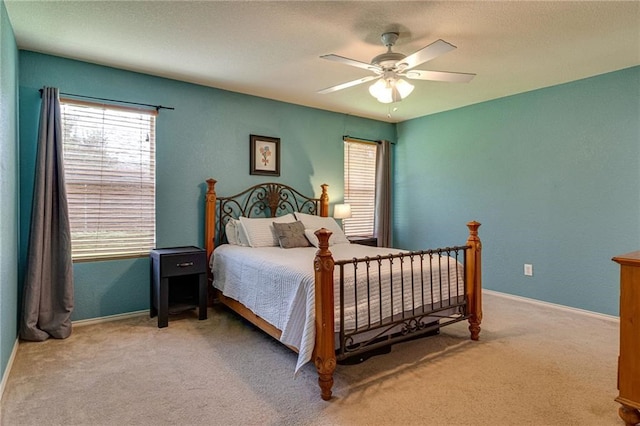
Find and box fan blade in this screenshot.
[320,54,381,72]
[317,75,380,94]
[399,39,457,71]
[404,70,475,83]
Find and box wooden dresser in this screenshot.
[612,251,640,426]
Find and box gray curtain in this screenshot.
[374,139,392,247]
[20,87,74,341]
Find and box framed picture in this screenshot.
[250,134,280,176]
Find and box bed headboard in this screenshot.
[204,179,329,259]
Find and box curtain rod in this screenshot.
[342,135,396,145]
[38,89,174,112]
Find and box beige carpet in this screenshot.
[1,292,622,426]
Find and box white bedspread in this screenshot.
[211,243,463,372]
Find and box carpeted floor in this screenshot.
[1,292,622,425]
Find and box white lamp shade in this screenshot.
[369,78,389,98]
[333,203,352,219]
[395,78,414,98]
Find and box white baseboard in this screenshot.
[72,310,149,328]
[0,337,19,404]
[484,289,619,323]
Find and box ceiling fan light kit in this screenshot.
[319,31,475,104]
[368,75,414,104]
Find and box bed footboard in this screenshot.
[312,222,482,401]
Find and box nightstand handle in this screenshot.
[177,261,194,268]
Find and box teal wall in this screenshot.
[18,51,395,321]
[0,0,19,386]
[394,67,640,316]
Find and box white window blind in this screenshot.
[343,139,377,237]
[61,99,156,261]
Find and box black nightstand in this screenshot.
[348,236,378,247]
[150,246,207,328]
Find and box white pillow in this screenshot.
[225,220,239,245]
[304,229,345,248]
[295,212,350,245]
[224,219,249,246]
[239,214,296,248]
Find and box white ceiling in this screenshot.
[5,1,640,123]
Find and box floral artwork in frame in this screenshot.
[250,134,280,176]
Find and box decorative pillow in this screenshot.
[272,221,311,249]
[239,214,296,248]
[295,212,350,245]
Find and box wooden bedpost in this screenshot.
[205,179,217,273]
[320,184,329,217]
[466,221,482,340]
[313,228,336,401]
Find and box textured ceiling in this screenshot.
[5,1,640,123]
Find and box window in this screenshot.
[343,139,377,237]
[61,99,156,261]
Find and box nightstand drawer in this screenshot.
[159,251,206,277]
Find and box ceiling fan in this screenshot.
[318,32,475,103]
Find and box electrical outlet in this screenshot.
[524,264,533,276]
